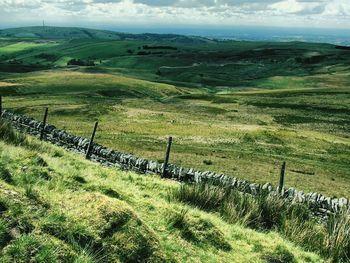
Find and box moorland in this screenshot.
[0,26,349,200]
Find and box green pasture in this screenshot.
[1,69,349,198]
[0,30,349,198]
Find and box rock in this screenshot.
[9,227,21,238]
[287,187,296,198]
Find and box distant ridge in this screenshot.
[0,26,212,43]
[335,45,350,50]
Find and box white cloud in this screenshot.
[323,0,350,16]
[0,0,349,29]
[270,0,305,14]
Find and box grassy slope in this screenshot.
[0,130,324,262]
[1,36,349,86]
[0,26,210,43]
[2,69,349,198]
[0,31,349,198]
[0,26,123,39]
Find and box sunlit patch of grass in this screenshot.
[0,82,18,87]
[6,70,185,98]
[0,42,54,54]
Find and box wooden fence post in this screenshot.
[40,107,48,140]
[279,161,286,193]
[162,136,173,178]
[86,121,98,160]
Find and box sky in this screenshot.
[0,0,349,30]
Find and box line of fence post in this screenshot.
[162,136,173,178]
[2,102,293,196]
[40,107,48,140]
[279,161,286,193]
[86,121,98,160]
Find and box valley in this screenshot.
[0,26,349,199]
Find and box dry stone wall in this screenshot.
[1,110,349,218]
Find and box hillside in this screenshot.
[0,122,329,262]
[0,26,350,262]
[0,27,349,89]
[0,28,349,199]
[0,26,210,43]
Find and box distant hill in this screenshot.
[0,26,212,43]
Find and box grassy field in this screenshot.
[0,27,349,199]
[0,120,339,262]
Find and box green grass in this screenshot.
[2,72,349,198]
[0,125,325,262]
[172,182,350,262]
[0,42,56,54]
[0,31,349,199]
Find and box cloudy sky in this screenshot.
[0,0,349,29]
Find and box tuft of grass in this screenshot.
[173,182,350,262]
[172,183,226,211]
[167,208,232,251]
[167,208,189,230]
[1,234,59,262]
[32,155,48,167]
[0,218,10,248]
[221,190,260,227]
[0,163,13,184]
[24,185,40,201]
[254,193,290,230]
[0,199,8,213]
[73,246,106,263]
[0,120,27,146]
[262,245,297,263]
[41,212,98,250]
[203,159,213,165]
[324,208,350,262]
[106,219,165,263]
[100,187,121,199]
[72,175,87,184]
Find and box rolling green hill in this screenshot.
[0,26,349,263]
[0,27,349,90]
[0,27,349,199]
[0,26,210,43]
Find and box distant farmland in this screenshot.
[0,26,349,198]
